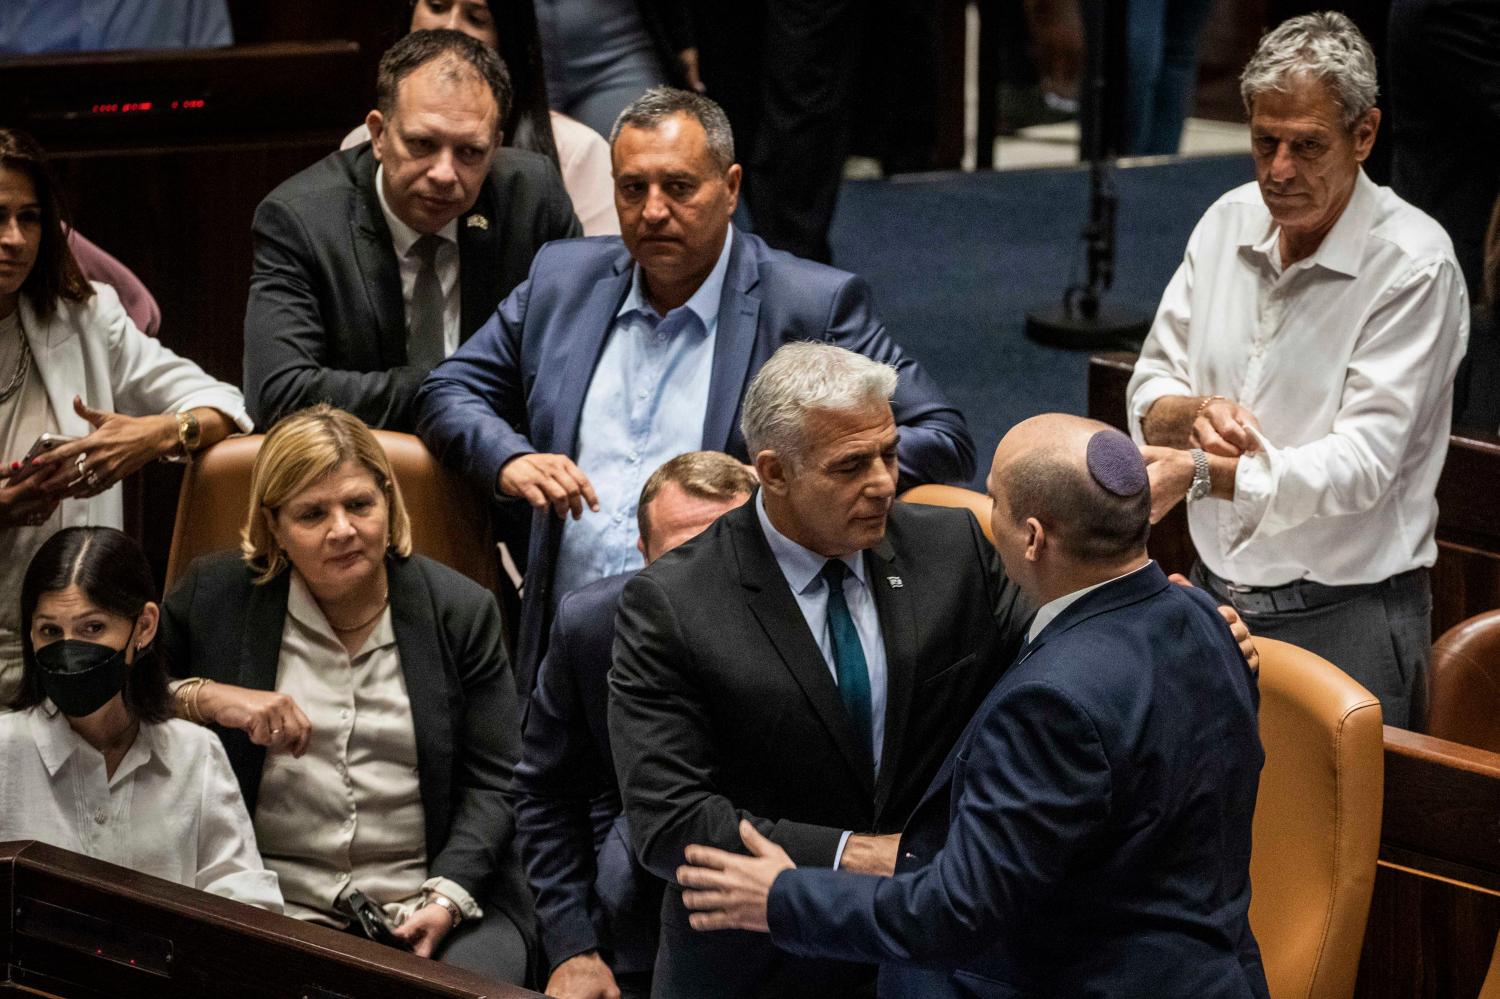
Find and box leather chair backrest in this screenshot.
[1250,638,1384,999]
[898,484,995,544]
[164,431,498,593]
[1426,609,1500,754]
[1480,932,1500,999]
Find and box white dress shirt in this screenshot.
[1128,172,1469,587]
[375,164,461,359]
[0,705,282,911]
[756,492,891,868]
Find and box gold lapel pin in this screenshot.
[466,214,490,230]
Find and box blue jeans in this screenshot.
[1123,0,1216,155]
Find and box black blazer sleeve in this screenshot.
[243,194,427,431]
[421,562,525,899]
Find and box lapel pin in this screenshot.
[466,214,489,230]
[887,576,904,589]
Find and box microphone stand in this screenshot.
[1024,0,1151,350]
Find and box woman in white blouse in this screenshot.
[0,526,281,912]
[342,0,620,237]
[0,129,252,703]
[161,405,533,986]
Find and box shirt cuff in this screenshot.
[831,830,853,870]
[1226,428,1275,557]
[422,875,484,921]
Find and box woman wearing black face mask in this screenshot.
[0,526,283,912]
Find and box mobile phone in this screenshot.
[8,433,80,483]
[339,889,408,950]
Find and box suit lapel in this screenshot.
[731,506,876,796]
[458,176,501,342]
[351,152,409,367]
[553,257,634,455]
[866,536,915,815]
[387,558,454,849]
[701,230,760,452]
[20,299,89,438]
[231,572,289,814]
[242,572,290,692]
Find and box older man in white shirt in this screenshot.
[1127,11,1469,727]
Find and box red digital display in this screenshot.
[89,98,206,115]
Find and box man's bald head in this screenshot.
[988,414,1151,563]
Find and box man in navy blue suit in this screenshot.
[414,86,973,698]
[675,414,1270,999]
[515,451,757,999]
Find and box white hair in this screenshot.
[740,342,898,467]
[1240,11,1378,129]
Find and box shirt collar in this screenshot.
[755,490,867,597]
[28,702,171,780]
[375,164,458,259]
[617,223,735,331]
[286,570,397,655]
[1241,168,1376,279]
[1026,561,1155,644]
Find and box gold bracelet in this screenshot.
[1195,394,1230,420]
[176,677,214,724]
[192,677,213,724]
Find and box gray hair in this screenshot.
[740,342,898,468]
[610,86,736,171]
[1240,11,1378,129]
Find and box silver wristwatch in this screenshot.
[1187,448,1211,502]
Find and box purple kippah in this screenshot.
[1086,430,1147,497]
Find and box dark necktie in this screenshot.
[821,560,873,759]
[408,233,446,370]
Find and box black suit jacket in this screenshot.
[607,500,1031,997]
[514,572,662,977]
[159,551,535,941]
[243,142,581,431]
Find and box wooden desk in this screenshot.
[0,841,541,998]
[1355,730,1500,999]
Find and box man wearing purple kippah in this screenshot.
[673,413,1269,999]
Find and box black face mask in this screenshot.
[34,633,135,718]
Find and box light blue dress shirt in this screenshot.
[552,227,735,601]
[754,491,889,774]
[0,1,232,54]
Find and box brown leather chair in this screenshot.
[164,431,500,594]
[1249,638,1384,999]
[898,484,995,544]
[1480,932,1500,999]
[1426,609,1500,754]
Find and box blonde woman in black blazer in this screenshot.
[159,405,534,985]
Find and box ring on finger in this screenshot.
[75,453,88,476]
[85,470,101,489]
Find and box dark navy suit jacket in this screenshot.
[766,563,1271,999]
[513,572,662,977]
[414,228,975,697]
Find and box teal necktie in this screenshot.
[821,560,873,760]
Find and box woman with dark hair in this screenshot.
[0,527,281,911]
[0,129,251,702]
[344,0,619,236]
